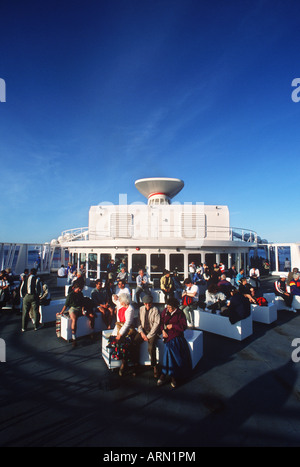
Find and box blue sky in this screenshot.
[1,0,300,244]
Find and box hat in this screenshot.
[142,295,153,304]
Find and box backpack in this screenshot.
[256,296,268,307]
[182,295,193,306]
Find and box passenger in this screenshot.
[57,280,85,343]
[114,279,131,298]
[203,267,211,284]
[67,263,77,284]
[249,266,260,289]
[160,269,174,304]
[135,269,150,305]
[211,264,221,284]
[172,271,183,301]
[205,283,227,313]
[221,289,251,324]
[21,268,42,332]
[116,266,128,284]
[39,280,51,306]
[226,265,237,285]
[284,257,291,272]
[217,274,234,299]
[188,261,196,282]
[219,262,225,274]
[91,279,114,329]
[79,264,86,283]
[235,268,246,286]
[157,297,192,388]
[106,293,136,376]
[57,265,67,278]
[131,295,161,378]
[192,268,204,286]
[82,296,96,334]
[180,278,199,327]
[289,273,300,296]
[274,276,295,311]
[107,259,117,281]
[75,271,85,290]
[287,268,299,286]
[0,270,10,308]
[239,277,256,304]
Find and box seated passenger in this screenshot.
[239,278,256,304]
[131,295,161,378]
[235,268,246,286]
[249,266,260,289]
[217,274,234,299]
[116,267,128,284]
[57,280,84,343]
[287,268,299,286]
[289,273,300,296]
[57,265,67,278]
[91,279,114,329]
[205,283,227,313]
[0,270,10,307]
[107,293,136,376]
[274,276,295,311]
[221,289,251,324]
[160,269,174,304]
[180,278,199,327]
[135,269,150,305]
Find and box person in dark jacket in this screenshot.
[21,268,42,332]
[157,297,192,388]
[221,289,251,324]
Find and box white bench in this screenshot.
[39,299,65,324]
[101,329,203,370]
[251,303,277,324]
[57,277,68,287]
[193,308,253,341]
[184,329,203,369]
[60,311,105,341]
[264,292,300,311]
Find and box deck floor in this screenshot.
[1,274,300,448]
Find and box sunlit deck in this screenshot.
[1,274,300,448]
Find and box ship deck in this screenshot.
[1,274,300,448]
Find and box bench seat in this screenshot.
[39,299,65,324]
[101,329,203,370]
[251,303,277,324]
[263,292,300,311]
[193,308,253,341]
[60,311,105,341]
[57,277,68,287]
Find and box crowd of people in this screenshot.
[5,257,299,389]
[0,267,50,331]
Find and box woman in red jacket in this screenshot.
[157,297,192,388]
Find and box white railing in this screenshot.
[62,225,259,243]
[60,227,89,242]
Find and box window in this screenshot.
[205,253,216,270]
[188,254,202,268]
[278,246,291,272]
[88,253,97,279]
[150,254,165,281]
[115,253,128,272]
[170,254,184,280]
[100,253,112,281]
[132,254,147,278]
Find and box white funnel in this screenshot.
[135,177,184,205]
